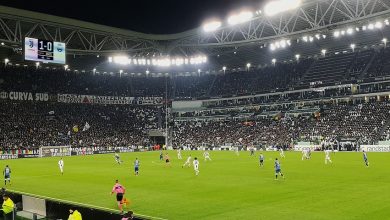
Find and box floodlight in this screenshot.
[295,54,300,60]
[315,34,320,40]
[93,68,96,73]
[64,65,68,70]
[35,62,40,67]
[228,11,253,25]
[321,49,327,56]
[302,36,308,42]
[264,0,301,16]
[203,21,222,32]
[272,58,276,64]
[368,23,374,30]
[350,44,356,52]
[347,28,353,34]
[385,19,389,25]
[362,26,367,31]
[0,42,4,46]
[108,57,113,62]
[383,38,388,47]
[375,21,383,29]
[222,66,227,72]
[119,70,123,74]
[246,63,251,68]
[146,69,150,74]
[4,58,9,65]
[333,31,340,38]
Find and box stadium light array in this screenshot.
[270,39,291,51]
[227,11,253,25]
[264,0,301,16]
[108,55,207,67]
[203,20,222,32]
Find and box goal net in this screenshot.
[39,146,71,158]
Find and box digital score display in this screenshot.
[24,37,66,64]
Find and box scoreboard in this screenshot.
[24,37,66,64]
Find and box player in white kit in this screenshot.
[58,158,64,175]
[235,147,239,156]
[177,149,182,160]
[182,155,192,168]
[279,148,285,158]
[302,149,309,160]
[203,151,211,161]
[193,157,199,175]
[325,150,332,164]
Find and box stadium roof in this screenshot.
[0,0,390,70]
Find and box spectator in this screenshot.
[68,208,82,220]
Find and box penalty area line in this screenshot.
[8,189,168,220]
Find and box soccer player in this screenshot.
[308,148,312,159]
[164,153,170,166]
[58,158,64,175]
[274,158,284,180]
[177,148,182,160]
[279,148,285,158]
[193,157,199,176]
[235,147,239,156]
[363,150,369,167]
[3,165,11,186]
[250,147,255,156]
[111,180,126,214]
[325,149,332,164]
[259,153,264,167]
[159,151,163,161]
[134,158,140,176]
[302,149,309,160]
[203,151,211,161]
[115,153,122,164]
[182,155,192,168]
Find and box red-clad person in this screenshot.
[110,180,126,214]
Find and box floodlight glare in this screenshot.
[264,0,301,16]
[272,58,276,63]
[222,66,227,71]
[246,63,251,68]
[375,21,383,29]
[4,58,9,64]
[347,28,353,35]
[203,21,222,32]
[295,54,300,60]
[228,11,253,25]
[321,49,327,56]
[368,23,374,30]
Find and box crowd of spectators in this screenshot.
[0,101,164,151]
[173,101,390,147]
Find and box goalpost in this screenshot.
[39,146,72,158]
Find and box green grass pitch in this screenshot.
[2,151,390,219]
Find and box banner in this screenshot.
[361,145,390,152]
[57,94,163,105]
[0,91,49,102]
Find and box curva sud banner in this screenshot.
[57,94,163,105]
[0,91,49,102]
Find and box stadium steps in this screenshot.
[302,53,355,84]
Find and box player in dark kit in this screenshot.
[3,165,11,186]
[363,150,369,167]
[274,158,284,180]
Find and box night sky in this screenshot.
[0,0,263,34]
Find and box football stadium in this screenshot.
[0,0,390,219]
